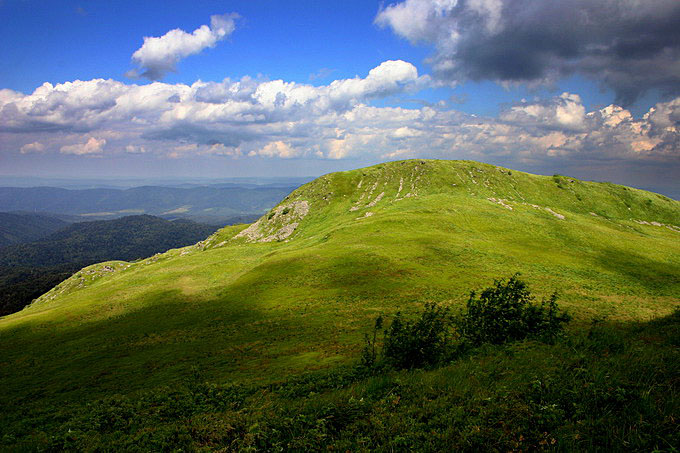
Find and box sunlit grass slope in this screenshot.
[1,159,678,439]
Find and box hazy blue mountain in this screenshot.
[0,184,300,225]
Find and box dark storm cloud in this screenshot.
[377,0,680,104]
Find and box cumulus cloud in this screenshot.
[60,137,106,155]
[20,141,45,154]
[500,93,586,131]
[251,141,299,158]
[1,61,678,181]
[125,144,146,154]
[127,13,238,80]
[0,60,425,135]
[376,0,680,104]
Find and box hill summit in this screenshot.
[202,159,678,247]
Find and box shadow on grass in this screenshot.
[2,309,679,451]
[0,287,285,411]
[595,246,680,293]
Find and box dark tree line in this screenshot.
[0,215,218,316]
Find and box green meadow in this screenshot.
[1,159,678,450]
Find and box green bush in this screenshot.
[359,315,383,368]
[458,274,570,346]
[383,303,455,369]
[361,303,455,370]
[360,276,570,371]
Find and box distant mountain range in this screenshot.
[0,184,301,225]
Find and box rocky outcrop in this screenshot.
[234,200,310,243]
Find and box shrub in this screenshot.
[360,315,383,368]
[360,276,569,371]
[383,303,455,369]
[458,274,570,347]
[361,303,455,370]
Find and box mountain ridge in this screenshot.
[0,212,70,248]
[201,159,679,248]
[0,184,298,225]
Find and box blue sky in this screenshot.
[0,0,633,114]
[1,0,678,196]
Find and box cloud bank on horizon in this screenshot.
[1,1,679,193]
[2,63,676,164]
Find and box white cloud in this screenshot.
[392,126,422,138]
[252,141,298,158]
[60,137,106,155]
[128,13,238,80]
[375,0,458,44]
[1,63,678,177]
[20,141,45,154]
[500,93,586,131]
[125,144,146,154]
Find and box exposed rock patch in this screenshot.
[367,192,385,208]
[488,197,513,210]
[235,200,310,243]
[634,219,680,232]
[545,208,565,220]
[526,203,566,220]
[356,211,374,220]
[396,166,423,201]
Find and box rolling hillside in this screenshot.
[0,215,218,316]
[0,212,70,248]
[1,160,678,450]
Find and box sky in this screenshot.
[0,0,679,197]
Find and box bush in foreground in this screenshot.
[459,274,571,346]
[362,275,571,370]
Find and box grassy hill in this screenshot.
[0,215,218,316]
[1,159,678,450]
